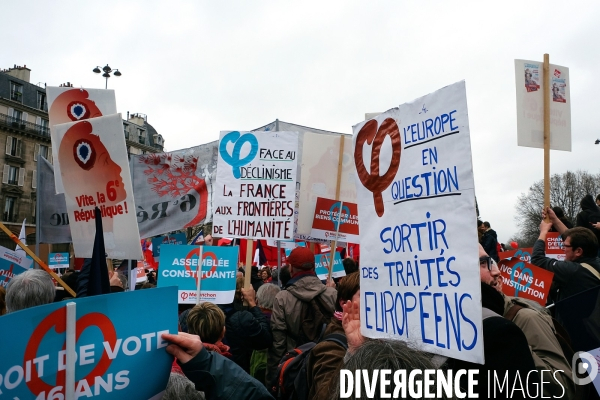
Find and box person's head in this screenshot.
[256,283,281,310]
[6,270,55,313]
[561,227,599,260]
[596,194,600,207]
[286,247,315,277]
[0,286,6,315]
[163,373,205,400]
[58,121,126,204]
[479,243,501,291]
[203,235,213,246]
[336,339,450,400]
[335,272,360,312]
[552,206,566,219]
[187,302,226,344]
[477,219,485,232]
[483,221,491,229]
[279,266,291,287]
[261,268,271,280]
[342,258,358,275]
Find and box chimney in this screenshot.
[5,64,31,83]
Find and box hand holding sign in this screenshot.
[162,332,204,364]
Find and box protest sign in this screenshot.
[353,81,483,364]
[515,59,571,151]
[0,287,177,399]
[498,247,533,262]
[212,131,298,241]
[315,251,346,280]
[0,245,33,288]
[46,87,117,194]
[135,261,149,282]
[38,157,72,244]
[310,197,359,243]
[51,114,142,259]
[545,232,565,260]
[296,133,356,236]
[49,252,70,269]
[151,233,187,258]
[157,244,238,304]
[132,142,218,239]
[498,258,554,306]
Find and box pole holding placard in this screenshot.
[196,246,203,304]
[543,53,551,219]
[244,239,253,302]
[328,135,346,282]
[0,220,76,297]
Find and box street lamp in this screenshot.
[92,64,122,89]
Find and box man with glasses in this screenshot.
[532,207,600,302]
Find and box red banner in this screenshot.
[498,247,533,262]
[498,258,554,306]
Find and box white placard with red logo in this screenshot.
[545,232,566,260]
[50,114,142,259]
[353,81,483,364]
[46,87,117,194]
[515,60,571,151]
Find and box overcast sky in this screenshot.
[4,0,600,242]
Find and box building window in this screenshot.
[4,196,16,222]
[5,136,22,158]
[8,166,19,185]
[11,109,23,123]
[10,82,23,102]
[123,123,129,139]
[37,92,48,111]
[138,129,145,145]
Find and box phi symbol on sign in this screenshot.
[354,118,401,217]
[219,131,259,179]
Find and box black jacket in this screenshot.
[220,302,273,372]
[576,194,600,244]
[179,346,274,400]
[531,239,600,301]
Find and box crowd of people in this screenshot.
[2,197,600,400]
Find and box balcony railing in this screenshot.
[0,113,50,137]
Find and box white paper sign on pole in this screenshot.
[51,114,142,259]
[515,59,571,151]
[46,87,118,193]
[296,133,356,236]
[353,81,483,364]
[212,131,298,240]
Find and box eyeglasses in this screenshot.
[479,256,497,271]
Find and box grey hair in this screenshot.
[334,339,453,400]
[163,373,205,400]
[6,269,55,313]
[256,283,280,310]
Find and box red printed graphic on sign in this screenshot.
[138,153,208,228]
[354,118,401,217]
[24,308,117,396]
[498,258,554,306]
[311,197,359,236]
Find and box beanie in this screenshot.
[287,247,315,270]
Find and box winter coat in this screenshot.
[480,229,499,262]
[179,346,274,400]
[220,302,273,373]
[266,274,337,384]
[502,295,575,399]
[306,318,346,400]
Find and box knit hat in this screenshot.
[287,247,315,270]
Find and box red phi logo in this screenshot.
[354,118,401,217]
